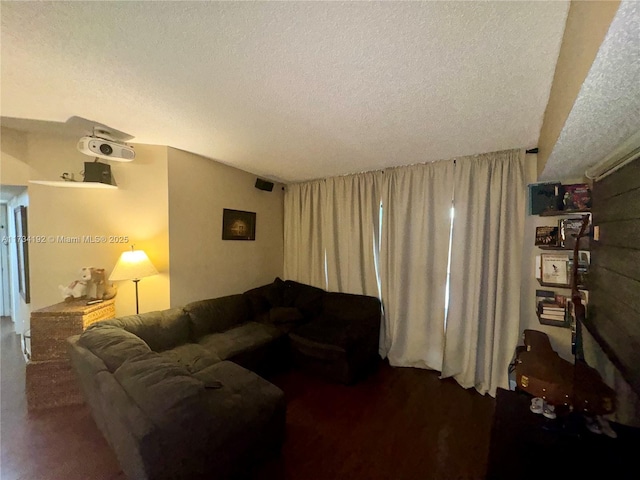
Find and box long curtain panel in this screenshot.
[379,162,455,370]
[323,172,383,296]
[441,149,526,396]
[283,180,327,289]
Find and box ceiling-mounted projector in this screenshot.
[77,136,135,162]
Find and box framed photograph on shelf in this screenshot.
[535,226,559,246]
[528,182,562,215]
[540,253,569,286]
[222,209,256,241]
[560,183,592,211]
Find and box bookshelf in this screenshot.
[530,182,592,330]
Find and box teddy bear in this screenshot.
[102,282,118,300]
[85,267,118,301]
[86,267,106,300]
[58,267,92,301]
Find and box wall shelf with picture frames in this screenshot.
[530,182,592,329]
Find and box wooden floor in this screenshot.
[1,316,496,480]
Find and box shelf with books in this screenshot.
[529,182,592,216]
[530,183,592,331]
[534,251,589,289]
[539,208,591,217]
[538,245,591,251]
[536,279,588,290]
[535,215,592,250]
[535,289,570,328]
[535,289,588,328]
[535,249,591,290]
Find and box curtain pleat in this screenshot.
[441,149,526,396]
[323,172,383,296]
[283,180,327,289]
[379,162,454,370]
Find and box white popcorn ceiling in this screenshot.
[541,1,640,182]
[1,1,569,183]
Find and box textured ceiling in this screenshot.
[1,1,569,183]
[541,1,640,181]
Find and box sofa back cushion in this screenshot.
[322,292,381,321]
[243,277,286,309]
[78,325,152,372]
[283,280,325,317]
[96,308,191,352]
[184,294,252,340]
[114,352,205,426]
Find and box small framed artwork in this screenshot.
[540,253,569,286]
[222,209,256,241]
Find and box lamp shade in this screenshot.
[109,249,158,281]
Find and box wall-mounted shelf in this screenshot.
[29,180,117,189]
[539,209,591,217]
[536,279,587,290]
[538,245,591,252]
[536,311,571,328]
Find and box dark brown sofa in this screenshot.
[244,279,382,384]
[67,278,381,479]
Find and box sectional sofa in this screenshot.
[67,278,381,480]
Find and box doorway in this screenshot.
[0,185,29,339]
[0,203,11,317]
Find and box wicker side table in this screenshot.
[26,297,115,410]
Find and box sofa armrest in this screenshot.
[93,308,191,352]
[77,325,152,372]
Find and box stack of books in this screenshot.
[535,290,568,327]
[539,302,566,323]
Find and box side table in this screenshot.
[26,297,115,410]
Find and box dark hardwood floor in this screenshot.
[1,316,495,480]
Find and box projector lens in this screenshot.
[99,144,113,155]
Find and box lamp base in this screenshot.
[133,279,140,314]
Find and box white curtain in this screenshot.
[323,172,383,296]
[441,149,526,396]
[379,162,455,370]
[283,180,327,289]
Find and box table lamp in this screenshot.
[109,246,158,314]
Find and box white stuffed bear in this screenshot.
[59,267,92,301]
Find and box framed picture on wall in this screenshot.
[14,205,30,304]
[222,209,256,241]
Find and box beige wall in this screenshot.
[2,128,285,332]
[1,127,33,186]
[168,148,283,306]
[4,132,171,330]
[537,0,620,177]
